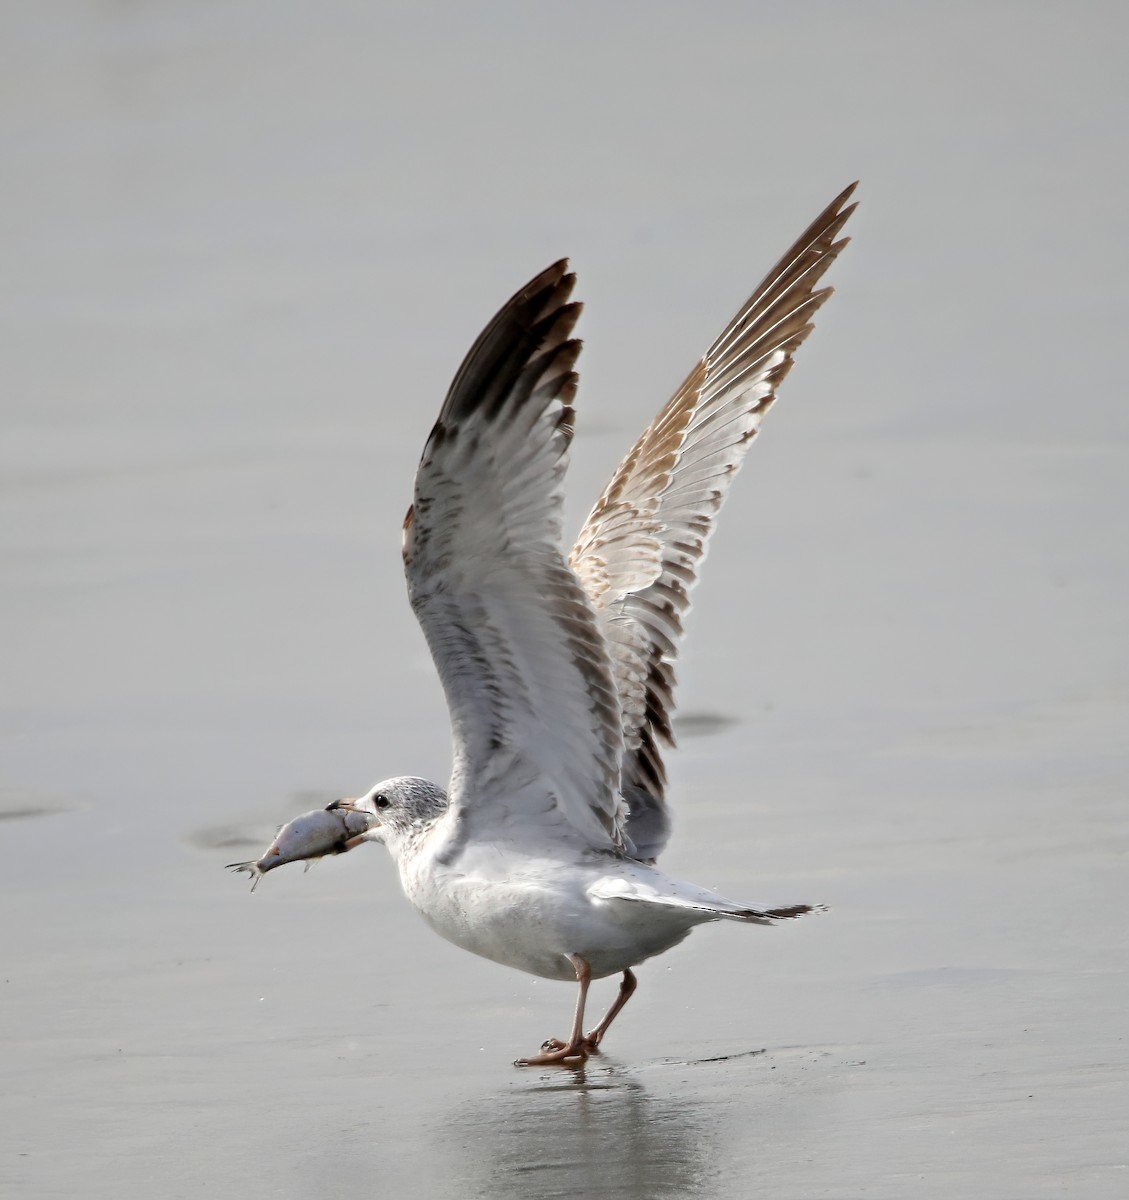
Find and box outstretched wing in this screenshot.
[570,183,857,859]
[404,261,626,854]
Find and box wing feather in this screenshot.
[405,262,625,853]
[570,184,858,858]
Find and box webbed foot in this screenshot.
[515,1037,593,1067]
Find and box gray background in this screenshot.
[3,1,1126,1196]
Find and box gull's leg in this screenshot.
[584,968,637,1049]
[515,954,592,1067]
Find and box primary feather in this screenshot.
[570,182,857,858]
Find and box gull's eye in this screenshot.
[373,794,390,810]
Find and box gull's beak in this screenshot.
[327,797,380,826]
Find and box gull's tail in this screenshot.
[589,875,826,926]
[728,902,826,927]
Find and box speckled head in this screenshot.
[334,776,449,850]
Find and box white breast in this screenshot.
[396,842,698,981]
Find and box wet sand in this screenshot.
[2,3,1127,1196]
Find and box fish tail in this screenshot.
[225,861,264,892]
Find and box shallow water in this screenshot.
[3,2,1127,1196]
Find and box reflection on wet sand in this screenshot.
[443,1061,711,1199]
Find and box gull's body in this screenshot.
[381,778,799,984]
[275,185,856,1064]
[405,825,699,984]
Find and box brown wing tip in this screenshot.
[538,277,579,329]
[504,259,578,336]
[801,182,859,239]
[527,260,574,310]
[546,300,583,345]
[837,180,860,202]
[526,257,570,290]
[440,259,580,425]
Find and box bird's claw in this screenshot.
[516,1035,600,1067]
[515,1048,587,1067]
[540,1036,601,1053]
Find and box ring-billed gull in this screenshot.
[238,184,856,1065]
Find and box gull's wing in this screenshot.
[570,184,857,859]
[403,261,626,853]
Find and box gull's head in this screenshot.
[332,776,448,850]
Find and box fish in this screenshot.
[226,801,376,892]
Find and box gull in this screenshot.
[263,184,855,1066]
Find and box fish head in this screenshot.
[327,795,384,841]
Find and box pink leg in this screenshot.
[515,955,592,1067]
[585,968,637,1049]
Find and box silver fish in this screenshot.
[226,802,376,891]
